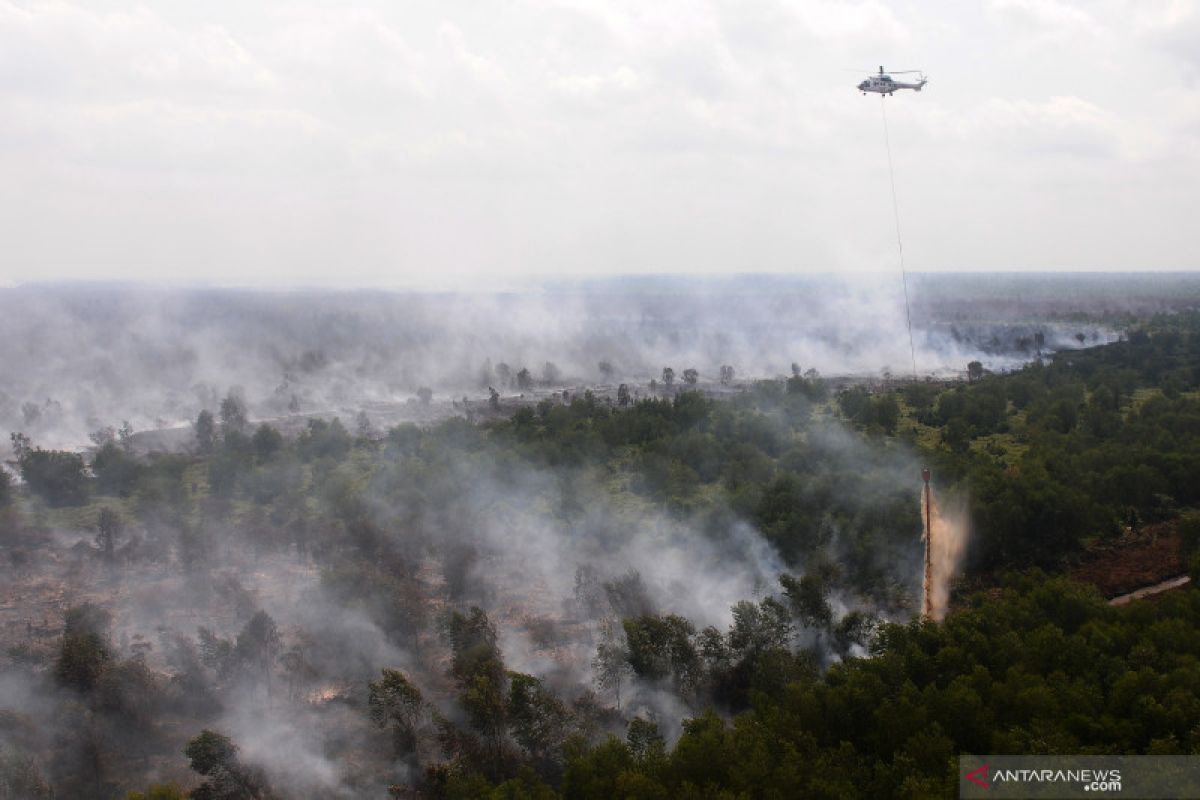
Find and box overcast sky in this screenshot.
[1,0,1197,287]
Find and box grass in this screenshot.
[893,397,943,452]
[890,388,1034,467]
[1124,387,1163,414]
[34,493,134,532]
[969,432,1028,464]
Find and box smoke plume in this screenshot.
[922,485,968,621]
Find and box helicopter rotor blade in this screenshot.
[839,68,926,74]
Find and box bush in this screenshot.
[56,603,112,692]
[19,448,88,506]
[127,784,186,800]
[91,441,142,496]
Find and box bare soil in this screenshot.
[1071,520,1186,598]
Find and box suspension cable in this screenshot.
[880,97,918,381]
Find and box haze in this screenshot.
[2,0,1198,288]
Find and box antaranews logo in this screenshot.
[960,756,1138,798]
[964,763,990,790]
[961,755,1200,798]
[962,762,1122,793]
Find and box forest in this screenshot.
[1,311,1198,799]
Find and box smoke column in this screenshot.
[921,480,968,621]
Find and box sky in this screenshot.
[0,0,1198,288]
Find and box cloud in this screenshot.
[988,0,1105,43]
[552,65,640,99]
[1132,0,1200,70]
[971,95,1126,158]
[0,2,274,99]
[795,0,911,44]
[0,0,1198,284]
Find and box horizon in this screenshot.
[5,268,1200,295]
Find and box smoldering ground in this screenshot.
[0,519,421,795]
[0,275,1122,451]
[0,374,963,796]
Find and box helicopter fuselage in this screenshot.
[857,75,926,94]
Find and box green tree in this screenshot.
[184,730,272,800]
[507,672,567,767]
[728,597,792,657]
[561,737,639,800]
[669,711,733,792]
[9,432,30,461]
[18,447,87,506]
[622,614,698,696]
[442,608,510,776]
[195,410,217,454]
[250,424,283,462]
[780,573,833,631]
[368,668,424,761]
[294,417,352,462]
[95,508,122,562]
[626,717,665,763]
[593,618,631,710]
[942,417,971,453]
[874,393,900,434]
[55,603,112,693]
[234,611,281,694]
[219,393,248,435]
[91,440,142,496]
[603,571,653,618]
[117,420,135,452]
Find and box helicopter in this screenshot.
[857,66,927,95]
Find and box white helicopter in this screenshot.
[857,66,927,95]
